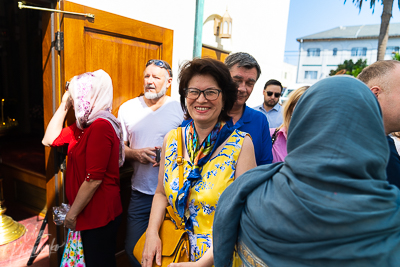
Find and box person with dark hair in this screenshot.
[357,60,400,188]
[214,76,400,266]
[141,58,256,267]
[42,70,124,266]
[254,79,284,128]
[224,52,273,165]
[118,59,184,266]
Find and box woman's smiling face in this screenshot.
[186,74,223,128]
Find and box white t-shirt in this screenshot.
[118,96,184,194]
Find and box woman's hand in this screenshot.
[142,232,162,267]
[168,262,200,267]
[64,210,77,231]
[42,90,72,146]
[62,91,73,111]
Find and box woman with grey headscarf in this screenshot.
[43,69,124,267]
[214,76,400,267]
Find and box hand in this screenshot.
[64,210,77,231]
[169,262,200,267]
[142,232,162,267]
[62,91,73,111]
[134,147,157,166]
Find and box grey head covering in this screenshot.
[213,76,400,267]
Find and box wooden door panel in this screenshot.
[62,1,173,107]
[202,45,230,62]
[85,30,160,115]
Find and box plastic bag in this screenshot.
[53,203,70,225]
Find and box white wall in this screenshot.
[68,0,291,106]
[281,62,297,87]
[201,0,291,107]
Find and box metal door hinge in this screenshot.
[55,32,63,51]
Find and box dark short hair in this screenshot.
[178,58,238,122]
[224,52,261,80]
[264,79,283,92]
[357,60,400,86]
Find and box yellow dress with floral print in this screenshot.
[164,128,247,263]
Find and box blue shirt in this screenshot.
[226,105,273,165]
[253,103,283,128]
[386,136,400,188]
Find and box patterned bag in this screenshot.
[60,230,86,267]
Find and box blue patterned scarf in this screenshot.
[175,120,233,231]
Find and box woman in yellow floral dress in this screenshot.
[141,58,257,267]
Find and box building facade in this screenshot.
[296,23,400,83]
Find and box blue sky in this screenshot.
[285,0,400,65]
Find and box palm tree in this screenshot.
[346,0,400,60]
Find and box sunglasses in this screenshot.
[266,91,281,98]
[146,59,172,77]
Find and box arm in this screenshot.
[42,91,72,146]
[169,245,214,267]
[64,179,102,230]
[235,135,257,179]
[118,107,159,167]
[142,135,169,267]
[123,141,159,167]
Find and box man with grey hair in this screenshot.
[224,52,273,165]
[118,59,183,266]
[357,60,400,188]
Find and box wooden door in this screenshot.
[202,44,230,62]
[62,1,173,116]
[43,2,173,266]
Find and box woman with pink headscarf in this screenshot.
[42,69,124,267]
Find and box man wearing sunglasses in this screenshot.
[254,79,284,128]
[118,59,183,267]
[224,52,273,165]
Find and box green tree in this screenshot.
[392,52,400,60]
[329,59,368,77]
[346,0,400,60]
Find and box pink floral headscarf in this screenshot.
[69,69,125,166]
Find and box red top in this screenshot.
[52,118,122,231]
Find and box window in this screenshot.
[333,48,338,56]
[351,47,367,56]
[304,71,318,79]
[386,46,399,55]
[307,48,320,57]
